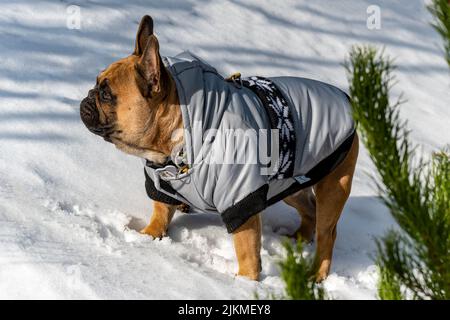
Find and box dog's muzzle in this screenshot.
[80,89,113,141]
[80,89,100,128]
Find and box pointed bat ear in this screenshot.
[133,15,154,56]
[135,35,162,97]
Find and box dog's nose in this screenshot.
[80,97,99,129]
[88,89,96,99]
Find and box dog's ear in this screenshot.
[135,35,163,97]
[134,15,153,56]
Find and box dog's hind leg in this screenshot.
[232,213,262,281]
[283,187,316,242]
[313,134,359,282]
[140,201,177,239]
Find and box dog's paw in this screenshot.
[315,272,328,283]
[290,221,315,244]
[235,270,260,281]
[140,224,166,239]
[235,273,259,282]
[315,262,331,283]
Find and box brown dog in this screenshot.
[80,15,358,282]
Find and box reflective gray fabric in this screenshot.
[144,51,355,226]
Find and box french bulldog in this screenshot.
[80,15,359,281]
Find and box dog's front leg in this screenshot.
[232,213,262,281]
[140,201,176,239]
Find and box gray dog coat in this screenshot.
[144,52,355,233]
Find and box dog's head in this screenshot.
[80,15,178,162]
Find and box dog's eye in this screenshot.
[100,90,112,102]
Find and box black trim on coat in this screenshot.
[144,169,182,206]
[142,130,356,233]
[220,184,269,233]
[220,130,356,233]
[267,130,356,207]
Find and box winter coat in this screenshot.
[144,51,355,233]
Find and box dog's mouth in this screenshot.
[80,90,116,143]
[89,124,116,142]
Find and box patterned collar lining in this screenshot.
[241,76,296,180]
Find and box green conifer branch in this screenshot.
[345,46,450,300]
[427,0,450,68]
[279,240,325,300]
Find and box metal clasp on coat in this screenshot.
[225,72,243,89]
[154,165,179,181]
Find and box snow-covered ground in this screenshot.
[0,0,448,299]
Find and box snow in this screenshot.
[0,0,448,299]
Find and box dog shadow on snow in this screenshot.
[128,195,392,279]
